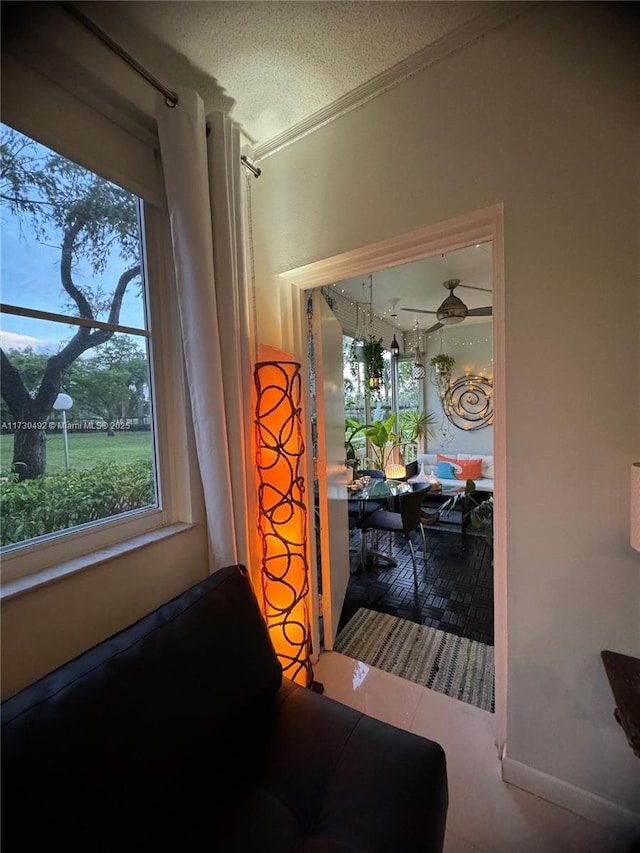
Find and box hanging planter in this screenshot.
[347,336,385,398]
[430,353,456,375]
[429,352,456,404]
[362,336,385,398]
[412,354,426,380]
[411,324,427,381]
[348,291,369,372]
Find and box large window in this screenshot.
[343,335,427,468]
[1,123,159,556]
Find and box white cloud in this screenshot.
[0,331,56,353]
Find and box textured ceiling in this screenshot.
[332,242,493,333]
[76,1,498,149]
[68,1,497,322]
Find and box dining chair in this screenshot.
[357,469,385,480]
[360,487,429,586]
[411,480,440,526]
[348,468,386,524]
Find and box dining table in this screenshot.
[347,478,412,571]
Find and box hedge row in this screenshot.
[0,461,155,547]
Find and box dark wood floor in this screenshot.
[338,524,494,646]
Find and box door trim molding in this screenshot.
[281,203,506,753]
[282,205,503,291]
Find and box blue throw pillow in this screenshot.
[436,461,457,479]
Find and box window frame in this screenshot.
[0,130,195,588]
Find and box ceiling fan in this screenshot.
[401,279,492,333]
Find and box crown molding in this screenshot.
[255,2,537,161]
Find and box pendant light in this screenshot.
[412,348,426,380]
[411,323,426,379]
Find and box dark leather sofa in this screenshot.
[1,564,448,852]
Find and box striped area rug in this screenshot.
[334,608,495,713]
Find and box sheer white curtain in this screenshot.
[156,89,250,570]
[206,110,251,566]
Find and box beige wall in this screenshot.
[250,3,640,812]
[424,319,494,455]
[1,526,209,699]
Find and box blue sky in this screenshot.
[1,126,147,355]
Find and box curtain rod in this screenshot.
[240,155,261,178]
[61,2,262,177]
[61,2,179,106]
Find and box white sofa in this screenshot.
[413,453,494,492]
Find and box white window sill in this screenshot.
[0,522,198,602]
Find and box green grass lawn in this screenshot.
[0,431,153,476]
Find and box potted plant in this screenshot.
[399,409,438,446]
[363,412,398,471]
[397,409,438,461]
[362,337,385,397]
[348,410,440,472]
[346,413,399,472]
[345,419,367,481]
[348,336,386,399]
[440,479,493,543]
[429,353,456,375]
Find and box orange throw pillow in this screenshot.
[436,455,482,481]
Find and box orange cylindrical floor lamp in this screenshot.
[254,349,312,687]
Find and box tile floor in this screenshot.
[313,651,636,853]
[341,524,493,645]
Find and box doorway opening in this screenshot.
[284,205,505,734]
[308,244,494,712]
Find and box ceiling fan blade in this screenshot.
[467,306,492,316]
[400,307,437,315]
[458,284,492,293]
[425,322,444,334]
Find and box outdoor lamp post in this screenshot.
[53,393,73,471]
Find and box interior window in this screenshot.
[0,122,158,552]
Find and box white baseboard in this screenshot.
[502,757,640,832]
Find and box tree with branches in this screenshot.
[65,337,150,431]
[1,125,142,479]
